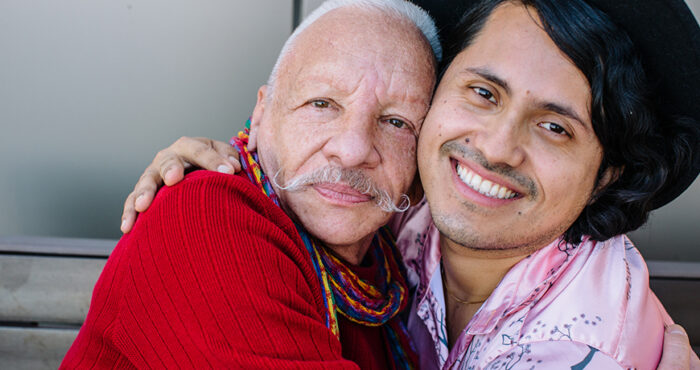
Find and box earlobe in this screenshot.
[248,85,267,150]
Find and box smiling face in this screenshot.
[418,2,607,255]
[250,7,436,262]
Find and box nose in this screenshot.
[321,110,381,169]
[472,112,526,168]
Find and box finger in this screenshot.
[211,139,242,172]
[691,348,700,370]
[133,168,162,212]
[179,137,235,174]
[156,155,187,187]
[658,324,690,370]
[134,191,155,213]
[121,192,138,233]
[164,166,185,186]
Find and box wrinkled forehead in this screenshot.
[285,7,435,80]
[277,7,436,105]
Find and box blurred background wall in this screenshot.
[0,0,698,261]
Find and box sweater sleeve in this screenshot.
[62,171,358,369]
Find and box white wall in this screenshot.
[689,0,700,19]
[0,1,292,239]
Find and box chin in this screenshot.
[305,213,384,246]
[287,193,390,244]
[433,210,510,248]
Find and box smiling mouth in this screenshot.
[455,162,518,200]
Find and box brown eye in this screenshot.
[471,86,497,104]
[539,122,570,136]
[311,100,330,108]
[385,118,406,129]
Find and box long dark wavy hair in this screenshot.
[440,0,698,244]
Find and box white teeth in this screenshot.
[479,179,492,194]
[497,186,507,198]
[470,173,482,189]
[457,163,467,179]
[455,163,517,200]
[489,184,499,197]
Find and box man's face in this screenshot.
[252,7,435,259]
[418,3,605,254]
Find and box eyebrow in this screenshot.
[462,67,589,129]
[463,67,511,95]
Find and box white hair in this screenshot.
[266,0,441,91]
[271,165,412,213]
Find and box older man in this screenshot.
[120,0,700,368]
[62,1,439,368]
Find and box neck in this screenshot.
[440,238,531,302]
[439,236,531,347]
[325,233,375,266]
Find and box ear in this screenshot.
[407,174,424,206]
[589,165,623,204]
[247,85,267,151]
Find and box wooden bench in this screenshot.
[0,236,114,369]
[0,236,698,368]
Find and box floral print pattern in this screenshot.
[391,200,672,370]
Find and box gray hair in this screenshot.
[272,165,411,213]
[266,0,441,92]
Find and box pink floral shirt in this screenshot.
[391,199,672,370]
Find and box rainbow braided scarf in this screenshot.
[231,122,418,369]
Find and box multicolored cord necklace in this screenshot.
[231,123,418,369]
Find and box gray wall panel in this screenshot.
[0,1,292,239]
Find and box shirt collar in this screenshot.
[416,227,589,339]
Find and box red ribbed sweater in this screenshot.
[62,171,393,369]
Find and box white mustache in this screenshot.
[271,166,410,213]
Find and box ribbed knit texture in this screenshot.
[61,171,392,369]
